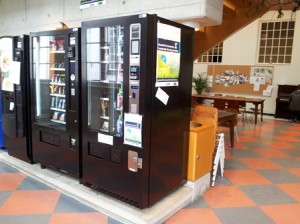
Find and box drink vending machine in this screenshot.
[30,28,81,176]
[81,14,194,208]
[0,35,32,163]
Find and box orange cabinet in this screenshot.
[188,122,215,181]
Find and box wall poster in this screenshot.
[155,22,181,87]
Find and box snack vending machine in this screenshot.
[81,14,194,208]
[30,28,81,176]
[0,35,32,162]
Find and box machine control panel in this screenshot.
[129,23,141,114]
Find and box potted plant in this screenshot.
[193,72,208,94]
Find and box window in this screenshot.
[198,42,223,63]
[258,20,295,64]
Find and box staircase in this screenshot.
[194,0,299,59]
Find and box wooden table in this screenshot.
[192,94,265,124]
[218,111,236,147]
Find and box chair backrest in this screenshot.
[193,105,218,129]
[224,108,238,126]
[213,99,226,111]
[226,100,240,111]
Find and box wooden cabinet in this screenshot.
[188,122,215,181]
[275,84,297,119]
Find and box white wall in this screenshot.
[0,0,223,36]
[194,10,300,114]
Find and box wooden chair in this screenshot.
[227,99,246,125]
[212,94,226,111]
[249,107,261,123]
[213,99,226,111]
[222,107,239,143]
[193,105,218,129]
[193,105,219,159]
[193,105,226,186]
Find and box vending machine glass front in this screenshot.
[32,35,66,131]
[86,26,124,137]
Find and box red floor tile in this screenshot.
[240,130,267,137]
[0,173,26,191]
[264,141,296,149]
[203,186,255,208]
[277,183,300,202]
[255,149,291,158]
[239,158,282,170]
[49,213,108,224]
[225,150,235,158]
[225,170,271,185]
[166,208,221,224]
[260,204,300,224]
[288,168,300,177]
[0,190,60,214]
[274,135,300,142]
[280,130,300,136]
[235,136,257,142]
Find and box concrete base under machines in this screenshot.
[0,150,211,224]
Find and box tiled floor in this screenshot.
[0,159,122,224]
[166,119,300,224]
[0,118,300,224]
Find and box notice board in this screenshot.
[207,65,273,96]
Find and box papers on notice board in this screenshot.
[124,113,142,148]
[250,66,273,92]
[263,85,273,96]
[207,75,213,88]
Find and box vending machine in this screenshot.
[0,35,32,162]
[30,28,81,176]
[81,14,194,208]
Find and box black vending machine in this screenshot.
[30,28,81,176]
[81,14,194,208]
[0,35,32,163]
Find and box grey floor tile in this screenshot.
[270,158,300,168]
[239,185,297,205]
[17,176,52,190]
[0,162,19,173]
[225,158,249,170]
[214,175,233,186]
[258,169,300,184]
[282,149,300,157]
[108,217,126,224]
[229,149,261,158]
[185,197,209,208]
[0,191,12,206]
[214,207,275,224]
[54,194,98,213]
[0,215,50,224]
